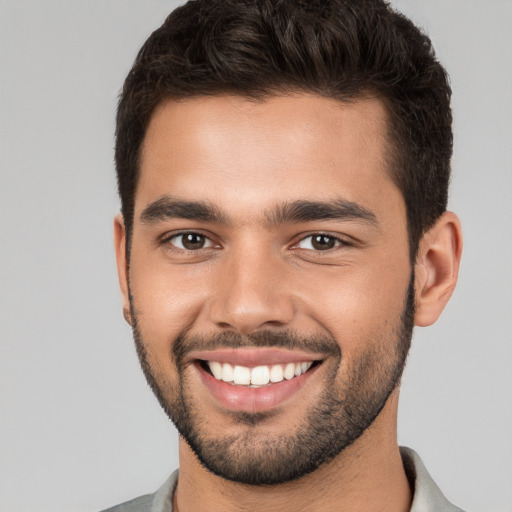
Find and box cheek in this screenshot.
[299,260,411,356]
[128,254,208,355]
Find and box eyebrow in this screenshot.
[268,200,379,227]
[140,196,228,224]
[140,195,378,228]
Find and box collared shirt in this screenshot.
[101,447,465,512]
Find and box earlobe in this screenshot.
[414,211,463,327]
[114,214,132,326]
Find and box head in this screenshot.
[114,0,461,486]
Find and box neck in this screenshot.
[174,391,411,512]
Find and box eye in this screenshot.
[166,232,216,251]
[296,234,346,251]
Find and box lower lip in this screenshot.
[195,362,320,413]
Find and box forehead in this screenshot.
[136,94,400,224]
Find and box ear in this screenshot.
[114,214,132,326]
[414,211,463,327]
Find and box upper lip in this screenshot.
[188,348,325,367]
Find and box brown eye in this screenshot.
[311,235,336,250]
[182,233,206,250]
[168,232,215,250]
[296,234,345,251]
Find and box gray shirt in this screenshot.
[101,447,464,512]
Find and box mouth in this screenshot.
[199,359,320,387]
[190,349,325,413]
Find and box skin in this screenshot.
[114,94,462,512]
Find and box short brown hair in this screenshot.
[116,0,452,258]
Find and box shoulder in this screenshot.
[99,470,179,512]
[100,493,153,512]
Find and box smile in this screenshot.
[191,349,325,412]
[203,360,315,387]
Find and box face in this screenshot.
[120,94,414,485]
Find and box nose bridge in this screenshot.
[208,238,294,334]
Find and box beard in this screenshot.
[130,275,415,486]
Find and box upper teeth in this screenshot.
[207,361,314,386]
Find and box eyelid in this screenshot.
[292,232,353,250]
[159,230,220,251]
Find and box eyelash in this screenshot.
[160,231,352,252]
[293,233,352,251]
[160,231,218,251]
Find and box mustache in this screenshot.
[172,330,341,365]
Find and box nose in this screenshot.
[208,247,295,335]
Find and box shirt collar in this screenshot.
[400,446,464,512]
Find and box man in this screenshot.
[105,0,464,510]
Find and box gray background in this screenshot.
[0,1,511,511]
